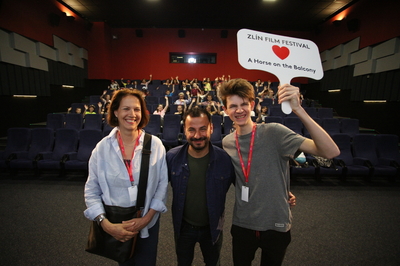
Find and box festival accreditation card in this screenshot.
[237,29,324,114]
[128,185,138,205]
[241,186,249,202]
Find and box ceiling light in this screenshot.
[363,100,386,103]
[13,95,37,98]
[328,89,341,92]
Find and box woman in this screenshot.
[84,89,168,266]
[153,96,169,123]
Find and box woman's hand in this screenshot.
[101,219,137,242]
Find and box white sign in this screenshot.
[237,29,323,114]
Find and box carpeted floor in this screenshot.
[0,171,399,266]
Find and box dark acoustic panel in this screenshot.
[136,29,143,37]
[220,30,228,38]
[178,29,185,38]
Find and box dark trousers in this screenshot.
[175,220,223,266]
[119,218,160,266]
[231,224,291,266]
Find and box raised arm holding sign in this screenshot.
[237,28,323,114]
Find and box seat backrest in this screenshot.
[211,115,222,141]
[52,128,79,160]
[269,105,285,117]
[65,113,83,130]
[28,128,54,160]
[284,117,303,135]
[317,107,333,119]
[352,134,378,165]
[223,116,234,134]
[331,133,353,165]
[89,95,101,104]
[304,107,317,118]
[144,114,162,135]
[163,114,182,129]
[77,129,103,161]
[322,118,340,135]
[376,134,400,163]
[84,114,103,130]
[102,122,113,137]
[46,113,64,130]
[265,116,283,124]
[340,118,359,138]
[2,128,31,158]
[145,96,159,105]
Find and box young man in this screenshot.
[220,79,340,266]
[166,107,236,266]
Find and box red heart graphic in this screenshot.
[272,45,290,60]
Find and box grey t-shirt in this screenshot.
[222,123,305,232]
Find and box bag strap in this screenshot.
[136,133,152,209]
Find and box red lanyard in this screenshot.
[117,131,141,183]
[235,123,257,184]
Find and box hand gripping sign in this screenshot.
[237,29,323,114]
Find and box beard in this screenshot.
[187,136,209,151]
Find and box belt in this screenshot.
[183,220,209,230]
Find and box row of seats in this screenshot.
[0,128,103,176]
[46,113,112,133]
[291,133,400,182]
[2,127,399,182]
[267,117,360,138]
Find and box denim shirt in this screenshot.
[166,143,235,244]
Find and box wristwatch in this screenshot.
[95,213,106,225]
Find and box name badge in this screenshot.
[128,185,138,205]
[241,186,249,202]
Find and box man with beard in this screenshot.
[166,106,235,266]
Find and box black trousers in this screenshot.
[231,224,291,266]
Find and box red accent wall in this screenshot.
[104,28,310,83]
[0,0,89,48]
[311,0,400,51]
[1,0,399,83]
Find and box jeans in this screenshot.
[175,220,223,266]
[119,218,160,266]
[231,224,291,266]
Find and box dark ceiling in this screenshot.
[58,0,358,31]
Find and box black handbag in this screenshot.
[85,133,152,263]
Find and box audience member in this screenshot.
[202,77,212,91]
[190,83,201,98]
[201,94,216,106]
[110,80,120,90]
[174,91,191,105]
[153,96,169,120]
[84,104,97,116]
[141,74,152,90]
[67,106,83,115]
[255,98,269,123]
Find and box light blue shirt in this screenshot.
[84,127,168,238]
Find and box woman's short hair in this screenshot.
[219,78,255,107]
[107,89,149,128]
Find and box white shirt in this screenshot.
[84,127,168,238]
